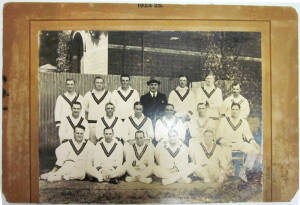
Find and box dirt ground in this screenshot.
[39,171,262,203]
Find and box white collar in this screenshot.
[150,91,158,97]
[118,86,133,93]
[196,115,208,121]
[203,84,215,90]
[104,115,117,120]
[72,139,85,148]
[102,138,117,145]
[166,142,181,151]
[132,113,145,120]
[176,86,188,91]
[135,143,147,150]
[231,94,243,100]
[92,89,106,94]
[69,114,81,121]
[64,91,77,97]
[201,141,216,151]
[228,116,242,123]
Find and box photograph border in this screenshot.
[3,3,298,203]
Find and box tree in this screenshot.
[56,31,72,72]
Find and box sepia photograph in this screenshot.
[38,30,263,203]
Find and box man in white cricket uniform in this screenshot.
[196,72,223,119]
[91,128,126,184]
[189,129,229,183]
[124,130,155,184]
[123,102,154,143]
[84,76,112,144]
[59,102,89,143]
[40,126,96,182]
[168,75,196,121]
[155,104,186,143]
[112,74,140,121]
[95,102,126,142]
[54,78,84,136]
[222,82,250,119]
[187,102,217,144]
[154,130,194,185]
[216,103,260,182]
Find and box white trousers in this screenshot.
[194,163,225,182]
[48,161,86,181]
[224,141,260,170]
[88,165,126,180]
[127,165,153,178]
[153,163,194,180]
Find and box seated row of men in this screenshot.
[41,126,231,185]
[46,98,260,183]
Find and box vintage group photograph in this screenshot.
[38,30,263,203]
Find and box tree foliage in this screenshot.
[56,31,72,72]
[203,32,261,118]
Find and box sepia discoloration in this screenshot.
[2,3,298,203]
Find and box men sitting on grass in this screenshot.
[189,129,229,183]
[91,127,126,184]
[154,130,194,185]
[124,130,155,184]
[40,125,95,182]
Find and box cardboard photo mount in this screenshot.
[2,3,298,203]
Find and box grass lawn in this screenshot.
[39,171,262,203]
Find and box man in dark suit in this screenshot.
[140,78,167,128]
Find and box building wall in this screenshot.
[73,31,108,74]
[107,31,261,82]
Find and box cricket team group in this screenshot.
[40,72,261,185]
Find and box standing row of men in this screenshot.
[44,72,260,184]
[54,73,250,143]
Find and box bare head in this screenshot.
[168,129,178,146]
[74,126,85,143]
[94,76,105,91]
[205,72,215,87]
[203,129,215,146]
[197,102,208,117]
[231,103,241,119]
[105,102,115,117]
[66,78,75,93]
[120,74,130,90]
[164,104,175,119]
[135,130,145,147]
[133,101,143,118]
[232,82,241,98]
[71,102,82,118]
[103,127,114,143]
[178,75,188,88]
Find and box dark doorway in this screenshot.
[71,33,84,73]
